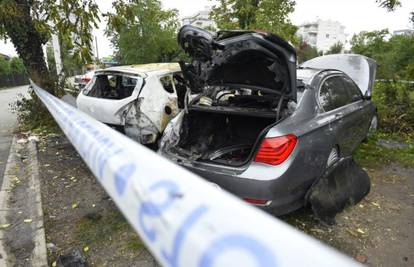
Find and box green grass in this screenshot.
[126,237,145,250]
[354,132,414,168]
[75,209,144,251]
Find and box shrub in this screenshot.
[9,89,58,132]
[9,75,71,133]
[373,80,414,137]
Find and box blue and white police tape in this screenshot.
[32,81,361,267]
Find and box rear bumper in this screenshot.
[160,133,329,215]
[166,157,314,215]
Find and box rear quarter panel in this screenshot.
[263,78,342,188]
[262,72,376,190]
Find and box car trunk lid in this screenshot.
[300,54,377,97]
[178,25,298,101]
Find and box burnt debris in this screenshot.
[306,157,371,225]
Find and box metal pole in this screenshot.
[51,34,63,77]
[95,36,99,60]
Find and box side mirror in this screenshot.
[364,95,372,100]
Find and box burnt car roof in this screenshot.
[178,25,297,101]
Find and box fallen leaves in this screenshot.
[0,224,11,229]
[355,254,368,263]
[310,228,325,234]
[10,176,21,187]
[72,203,78,209]
[371,202,381,208]
[346,228,358,237]
[23,219,33,223]
[356,228,366,235]
[16,138,28,144]
[83,246,89,252]
[346,227,367,237]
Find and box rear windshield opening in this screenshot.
[83,74,141,100]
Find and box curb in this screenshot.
[0,136,16,265]
[0,136,47,266]
[27,139,48,266]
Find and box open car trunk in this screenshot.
[174,108,279,166]
[166,26,297,166]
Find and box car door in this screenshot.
[317,75,358,156]
[340,75,372,146]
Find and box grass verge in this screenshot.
[354,132,414,168]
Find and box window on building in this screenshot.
[326,34,330,38]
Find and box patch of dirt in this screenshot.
[281,163,414,266]
[38,135,158,267]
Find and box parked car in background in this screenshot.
[159,25,377,215]
[74,70,95,89]
[77,63,186,145]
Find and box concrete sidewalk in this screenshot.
[0,136,47,266]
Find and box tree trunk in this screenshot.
[3,0,57,93]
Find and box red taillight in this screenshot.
[243,198,268,205]
[81,77,91,82]
[254,134,297,165]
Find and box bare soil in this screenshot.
[38,134,414,266]
[282,162,414,266]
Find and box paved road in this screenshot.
[0,85,29,187]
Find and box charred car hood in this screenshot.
[178,25,297,101]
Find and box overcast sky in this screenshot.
[1,0,413,57]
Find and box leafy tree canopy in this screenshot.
[0,57,26,75]
[9,57,26,74]
[296,40,318,64]
[0,0,100,90]
[105,0,181,65]
[0,57,10,75]
[410,11,414,28]
[325,42,344,55]
[351,29,414,80]
[376,0,401,11]
[210,0,298,43]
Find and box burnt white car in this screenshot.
[77,63,186,144]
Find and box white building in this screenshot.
[182,7,216,30]
[297,19,346,53]
[393,29,414,36]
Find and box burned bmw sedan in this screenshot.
[159,25,377,215]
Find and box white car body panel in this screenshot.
[138,75,180,132]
